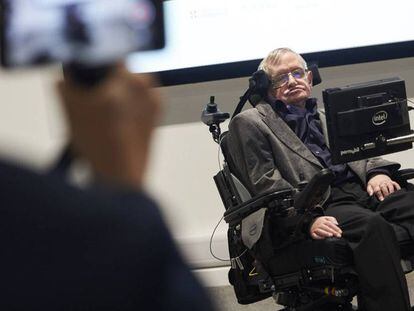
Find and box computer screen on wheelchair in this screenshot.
[323,77,413,164]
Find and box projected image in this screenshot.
[3,0,160,66]
[127,0,414,77]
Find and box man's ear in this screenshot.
[307,70,313,87]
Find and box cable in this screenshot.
[209,133,229,261]
[217,136,223,171]
[209,212,248,263]
[209,215,230,262]
[211,133,248,263]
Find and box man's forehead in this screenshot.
[271,53,303,74]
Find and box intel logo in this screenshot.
[372,111,388,126]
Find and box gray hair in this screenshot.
[258,48,308,79]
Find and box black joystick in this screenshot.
[201,96,230,126]
[201,96,230,143]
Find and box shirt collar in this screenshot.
[272,98,317,116]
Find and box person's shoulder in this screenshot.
[234,106,259,119]
[0,159,43,180]
[230,100,269,125]
[0,159,72,199]
[228,109,261,136]
[0,158,164,232]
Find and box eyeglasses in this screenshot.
[271,68,307,89]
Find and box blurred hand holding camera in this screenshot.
[57,63,161,189]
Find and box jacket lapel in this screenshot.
[317,110,330,148]
[256,102,323,168]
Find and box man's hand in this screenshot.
[367,174,401,201]
[57,63,161,189]
[309,216,342,240]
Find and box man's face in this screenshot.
[269,52,313,107]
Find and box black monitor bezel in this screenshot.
[323,77,412,164]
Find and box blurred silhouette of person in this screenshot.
[0,64,215,310]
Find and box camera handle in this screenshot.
[50,62,117,176]
[62,62,115,87]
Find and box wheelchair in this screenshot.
[201,69,414,310]
[214,131,414,310]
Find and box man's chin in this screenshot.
[286,94,308,107]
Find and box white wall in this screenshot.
[1,57,414,286]
[0,65,66,168]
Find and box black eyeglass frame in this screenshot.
[271,68,309,89]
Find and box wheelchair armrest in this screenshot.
[223,169,335,225]
[391,168,414,189]
[293,168,335,212]
[393,168,414,183]
[223,188,294,224]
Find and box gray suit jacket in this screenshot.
[226,100,400,197]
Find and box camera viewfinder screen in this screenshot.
[1,0,164,67]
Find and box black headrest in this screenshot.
[308,63,322,86]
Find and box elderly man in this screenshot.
[226,47,414,311]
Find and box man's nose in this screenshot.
[287,73,297,86]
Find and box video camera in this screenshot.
[0,0,164,85]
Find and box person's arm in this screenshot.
[309,216,342,239]
[367,174,401,201]
[57,63,161,190]
[228,111,342,240]
[366,157,401,201]
[366,156,400,176]
[227,112,292,196]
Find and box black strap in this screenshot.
[231,88,252,120]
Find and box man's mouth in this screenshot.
[284,88,303,96]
